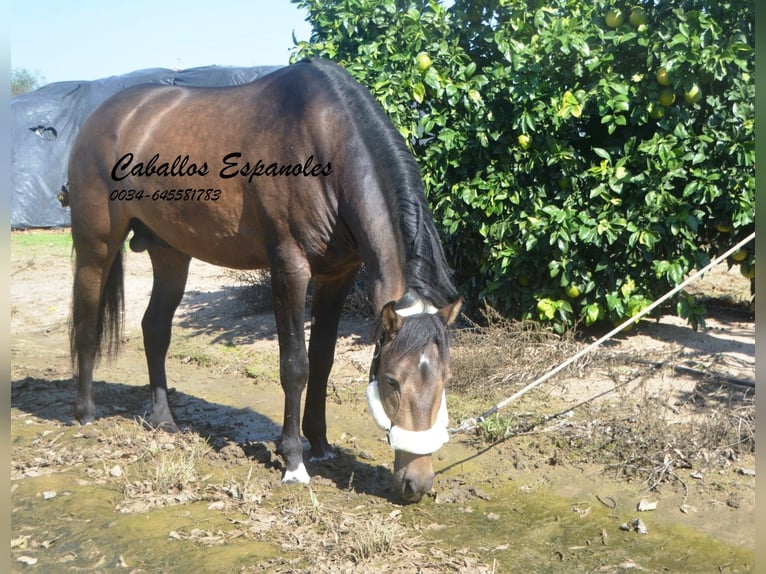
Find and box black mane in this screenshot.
[305,58,459,308]
[389,313,451,362]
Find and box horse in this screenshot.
[67,58,462,503]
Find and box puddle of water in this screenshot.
[413,446,755,573]
[12,472,282,572]
[11,356,754,573]
[11,415,755,574]
[406,481,753,572]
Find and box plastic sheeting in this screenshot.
[10,65,282,229]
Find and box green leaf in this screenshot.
[424,67,441,91]
[412,82,425,104]
[584,303,602,326]
[593,148,611,161]
[536,298,557,321]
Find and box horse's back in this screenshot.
[79,59,351,130]
[67,60,372,271]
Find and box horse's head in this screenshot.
[367,292,461,502]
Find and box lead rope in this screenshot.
[450,232,755,435]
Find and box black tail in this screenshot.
[69,247,125,368]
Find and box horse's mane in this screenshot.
[304,58,459,309]
[390,313,451,362]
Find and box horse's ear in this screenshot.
[437,297,462,325]
[381,301,403,340]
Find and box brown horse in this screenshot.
[68,58,461,502]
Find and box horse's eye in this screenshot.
[382,375,399,389]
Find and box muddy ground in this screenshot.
[11,229,755,573]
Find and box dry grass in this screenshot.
[218,464,266,517]
[120,424,211,504]
[262,486,428,570]
[447,304,755,492]
[450,305,585,400]
[559,377,755,483]
[227,265,374,317]
[227,269,274,313]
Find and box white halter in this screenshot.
[366,379,449,455]
[393,299,438,317]
[365,299,449,455]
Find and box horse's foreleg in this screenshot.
[270,256,312,484]
[142,246,191,430]
[303,268,360,461]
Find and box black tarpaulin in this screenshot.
[11,65,282,229]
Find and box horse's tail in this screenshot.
[69,247,125,368]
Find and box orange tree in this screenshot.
[291,0,754,331]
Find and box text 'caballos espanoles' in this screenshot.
[110,152,333,183]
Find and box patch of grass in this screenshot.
[220,465,265,518]
[244,365,262,379]
[270,487,418,567]
[151,441,208,493]
[243,351,280,383]
[12,230,73,270]
[475,412,545,443]
[276,485,323,526]
[124,429,211,496]
[348,515,400,564]
[168,330,280,382]
[12,229,72,250]
[169,333,229,368]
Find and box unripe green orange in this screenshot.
[415,52,432,72]
[629,6,648,27]
[684,83,702,104]
[605,9,625,28]
[565,285,581,298]
[658,88,676,107]
[732,249,748,262]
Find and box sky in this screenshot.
[10,0,314,85]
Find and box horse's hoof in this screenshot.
[282,463,310,484]
[153,421,179,433]
[74,407,96,426]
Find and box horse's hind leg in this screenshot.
[142,245,191,430]
[71,244,124,424]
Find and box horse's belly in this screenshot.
[121,192,272,269]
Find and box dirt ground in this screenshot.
[11,229,755,573]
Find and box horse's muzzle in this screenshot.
[394,451,434,503]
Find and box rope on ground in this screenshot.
[450,231,755,435]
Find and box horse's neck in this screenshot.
[362,230,408,314]
[343,187,408,313]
